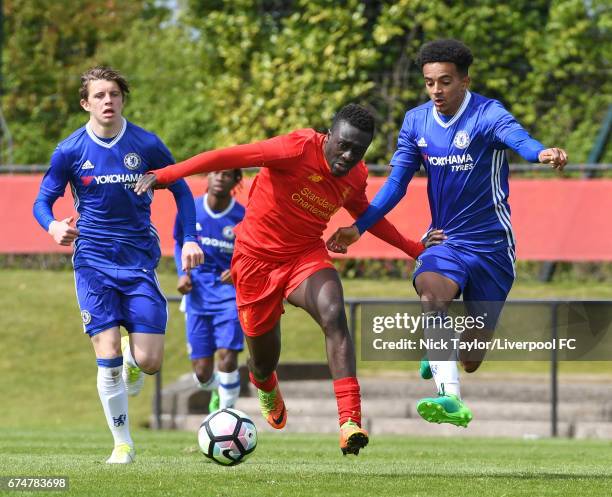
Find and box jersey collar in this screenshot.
[203,194,235,219]
[432,91,471,129]
[86,117,127,148]
[318,132,334,175]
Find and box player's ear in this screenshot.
[80,99,90,112]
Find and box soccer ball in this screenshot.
[198,408,257,466]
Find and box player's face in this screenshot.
[324,121,372,177]
[207,170,237,198]
[422,62,470,116]
[80,79,124,129]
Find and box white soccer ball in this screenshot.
[198,408,257,465]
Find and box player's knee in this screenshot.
[217,352,238,372]
[319,303,347,336]
[137,354,163,375]
[193,361,214,383]
[461,360,482,373]
[91,332,121,357]
[419,290,444,308]
[194,370,212,384]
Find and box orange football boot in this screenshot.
[258,384,287,429]
[339,420,369,455]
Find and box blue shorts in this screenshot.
[74,266,167,337]
[185,309,244,360]
[413,244,515,328]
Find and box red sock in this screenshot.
[333,377,361,427]
[249,371,278,392]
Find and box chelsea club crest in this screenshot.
[123,153,141,170]
[453,130,470,149]
[222,225,235,240]
[81,310,92,325]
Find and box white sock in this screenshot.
[123,340,138,369]
[218,370,241,409]
[423,312,461,398]
[97,364,133,447]
[193,371,219,391]
[429,360,461,398]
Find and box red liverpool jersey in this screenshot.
[236,130,374,260]
[153,128,423,261]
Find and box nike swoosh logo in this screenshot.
[272,405,286,426]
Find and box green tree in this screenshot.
[182,0,378,155]
[2,0,609,165]
[369,0,611,163]
[2,0,166,163]
[87,19,217,161]
[521,0,611,162]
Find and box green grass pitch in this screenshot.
[2,269,612,496]
[2,269,611,428]
[2,428,612,497]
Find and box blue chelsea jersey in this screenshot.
[39,118,172,269]
[174,195,245,314]
[391,91,530,254]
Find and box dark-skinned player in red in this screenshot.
[135,104,442,455]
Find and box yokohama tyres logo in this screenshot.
[428,153,474,167]
[81,173,143,186]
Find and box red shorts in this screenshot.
[230,245,335,337]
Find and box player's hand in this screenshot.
[181,241,204,271]
[177,274,192,294]
[134,173,159,195]
[326,225,361,254]
[220,269,234,285]
[424,229,447,248]
[48,216,79,246]
[538,148,568,171]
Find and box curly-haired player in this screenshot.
[135,103,433,455]
[328,40,567,428]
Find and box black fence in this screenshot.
[346,298,612,437]
[157,296,612,437]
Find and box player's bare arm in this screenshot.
[326,225,360,254]
[177,274,192,294]
[327,226,445,253]
[538,148,568,170]
[48,216,80,246]
[134,173,158,195]
[181,241,204,271]
[423,229,447,248]
[220,269,234,285]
